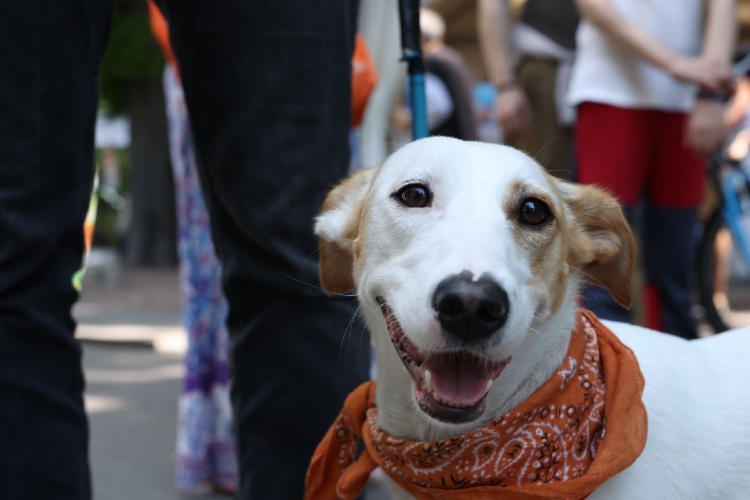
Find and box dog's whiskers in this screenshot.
[568,265,627,305]
[528,325,543,339]
[359,322,369,353]
[280,272,357,297]
[339,303,363,362]
[291,238,358,295]
[299,239,355,277]
[532,135,560,162]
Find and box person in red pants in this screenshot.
[568,0,735,339]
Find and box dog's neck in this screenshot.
[370,283,580,443]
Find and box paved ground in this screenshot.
[76,261,389,500]
[76,267,226,500]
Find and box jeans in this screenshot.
[160,1,370,496]
[0,1,111,499]
[582,204,698,340]
[1,1,369,498]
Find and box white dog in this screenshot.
[314,137,750,499]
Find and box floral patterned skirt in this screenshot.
[163,64,238,493]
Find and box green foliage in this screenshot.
[100,8,164,115]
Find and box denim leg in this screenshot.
[580,205,635,323]
[642,205,699,340]
[0,1,111,498]
[160,1,370,498]
[580,283,632,323]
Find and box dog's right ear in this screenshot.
[556,180,636,309]
[314,167,377,295]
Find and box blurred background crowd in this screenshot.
[94,0,750,337]
[95,0,750,269]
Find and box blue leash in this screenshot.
[398,0,428,140]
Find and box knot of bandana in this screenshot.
[306,310,647,500]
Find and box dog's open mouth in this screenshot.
[379,300,511,424]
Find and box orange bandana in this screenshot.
[305,310,647,500]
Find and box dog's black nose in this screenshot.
[432,272,509,342]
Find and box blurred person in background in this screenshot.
[704,51,750,319]
[394,8,478,141]
[478,0,579,180]
[725,56,750,161]
[568,0,736,339]
[0,1,368,499]
[148,4,236,495]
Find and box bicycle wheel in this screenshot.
[696,210,750,332]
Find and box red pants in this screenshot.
[576,102,705,338]
[576,102,704,207]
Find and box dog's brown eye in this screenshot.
[397,184,431,208]
[520,198,550,226]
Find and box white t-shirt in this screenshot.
[568,0,703,112]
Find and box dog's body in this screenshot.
[315,137,750,499]
[591,321,750,499]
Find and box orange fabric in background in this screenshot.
[305,310,648,500]
[147,1,175,65]
[351,34,378,127]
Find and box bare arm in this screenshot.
[477,0,515,86]
[701,0,736,64]
[477,0,534,139]
[725,77,750,127]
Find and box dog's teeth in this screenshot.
[425,369,433,393]
[484,379,493,395]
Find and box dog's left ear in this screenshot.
[314,167,377,294]
[556,180,636,309]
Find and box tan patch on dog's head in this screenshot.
[554,180,635,308]
[315,168,377,294]
[504,180,569,316]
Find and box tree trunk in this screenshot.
[124,76,177,268]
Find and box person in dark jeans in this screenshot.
[0,1,369,499]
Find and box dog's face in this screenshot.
[316,138,633,438]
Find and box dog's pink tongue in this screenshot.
[426,355,489,407]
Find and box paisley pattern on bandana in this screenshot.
[305,310,647,500]
[362,315,606,490]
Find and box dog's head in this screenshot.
[316,138,634,438]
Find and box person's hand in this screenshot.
[685,99,728,155]
[669,56,733,94]
[495,86,533,141]
[727,129,750,161]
